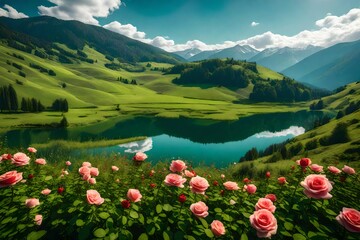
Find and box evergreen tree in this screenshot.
[31,98,38,112]
[59,116,69,127]
[8,85,18,112]
[21,97,28,112]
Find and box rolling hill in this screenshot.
[282,39,360,90]
[0,16,183,64]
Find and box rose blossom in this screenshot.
[35,158,46,165]
[127,189,142,202]
[190,176,209,194]
[328,166,341,174]
[342,165,356,175]
[265,194,277,202]
[82,162,92,167]
[25,198,40,208]
[41,188,51,195]
[90,167,99,177]
[244,184,257,194]
[82,174,91,181]
[178,194,186,203]
[88,178,96,185]
[170,160,187,173]
[12,152,30,166]
[112,166,119,171]
[121,199,130,208]
[164,173,187,188]
[250,209,277,238]
[220,174,225,179]
[300,174,333,199]
[0,171,23,188]
[190,201,209,218]
[265,171,271,178]
[310,164,323,173]
[79,166,91,176]
[336,207,360,232]
[185,170,196,178]
[297,158,312,167]
[278,177,287,185]
[243,178,251,184]
[34,215,42,225]
[211,220,226,236]
[86,190,104,205]
[27,147,37,153]
[1,153,12,160]
[133,152,147,161]
[65,161,71,166]
[255,198,276,213]
[223,181,240,190]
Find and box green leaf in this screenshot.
[241,233,248,240]
[122,216,127,225]
[76,219,85,227]
[280,231,292,237]
[242,212,251,218]
[284,222,294,231]
[199,218,208,228]
[163,231,170,240]
[214,208,222,213]
[99,212,110,219]
[174,231,185,240]
[325,209,337,216]
[178,221,187,232]
[73,200,82,207]
[293,233,307,240]
[156,204,163,214]
[292,204,300,210]
[138,233,148,240]
[27,230,47,240]
[184,235,196,240]
[93,228,106,238]
[44,176,52,181]
[106,218,114,229]
[204,229,214,238]
[163,204,173,212]
[130,210,139,219]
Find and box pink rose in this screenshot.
[278,177,287,185]
[342,165,356,175]
[223,181,239,190]
[328,166,341,174]
[265,194,277,202]
[0,171,23,188]
[35,158,46,165]
[86,190,104,205]
[79,166,90,176]
[25,198,40,208]
[170,160,187,173]
[336,208,360,232]
[65,161,71,166]
[82,174,91,181]
[41,188,51,195]
[34,215,42,226]
[90,167,99,177]
[82,162,92,167]
[127,189,142,202]
[250,209,277,238]
[297,158,312,167]
[255,198,276,213]
[88,178,96,185]
[185,170,196,178]
[12,152,30,166]
[27,147,37,153]
[244,184,257,194]
[310,164,323,173]
[112,166,119,171]
[300,174,333,199]
[164,173,187,188]
[190,201,209,218]
[190,176,209,194]
[133,152,147,161]
[1,153,12,160]
[211,220,226,236]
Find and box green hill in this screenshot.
[0,16,183,64]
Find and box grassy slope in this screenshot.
[0,43,307,128]
[231,82,360,177]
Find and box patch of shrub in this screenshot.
[305,138,318,150]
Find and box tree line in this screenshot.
[0,84,68,113]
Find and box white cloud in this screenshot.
[0,4,28,19]
[38,0,121,25]
[255,126,305,138]
[103,21,146,39]
[251,21,259,27]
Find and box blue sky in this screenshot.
[0,0,360,51]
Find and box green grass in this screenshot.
[257,65,284,80]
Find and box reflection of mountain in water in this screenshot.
[2,110,328,147]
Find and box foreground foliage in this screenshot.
[0,149,359,240]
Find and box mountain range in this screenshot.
[0,16,182,64]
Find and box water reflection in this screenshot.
[255,126,305,138]
[118,137,153,153]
